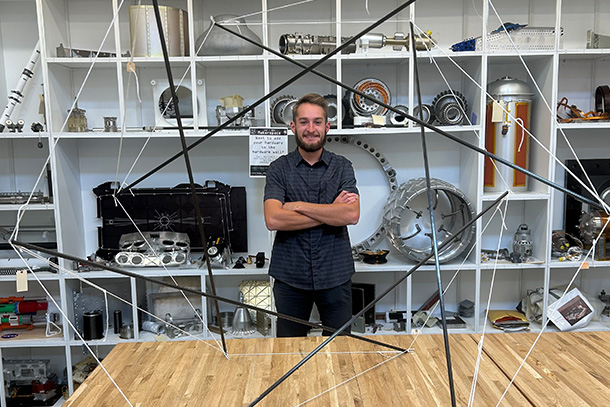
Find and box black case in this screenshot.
[93,181,247,259]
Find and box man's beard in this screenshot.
[295,130,326,152]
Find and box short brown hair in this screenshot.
[292,93,328,122]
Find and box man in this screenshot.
[263,93,360,337]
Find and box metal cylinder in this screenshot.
[83,310,103,340]
[484,76,533,192]
[113,310,122,334]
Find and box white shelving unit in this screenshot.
[1,0,609,403]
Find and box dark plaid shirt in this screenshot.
[264,148,358,290]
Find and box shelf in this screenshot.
[1,1,609,404]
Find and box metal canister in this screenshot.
[484,76,533,192]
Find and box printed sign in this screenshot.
[249,127,288,177]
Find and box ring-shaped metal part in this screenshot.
[350,78,391,116]
[432,90,468,125]
[413,104,435,125]
[271,95,296,125]
[382,178,476,264]
[323,94,341,125]
[326,135,398,257]
[389,104,409,126]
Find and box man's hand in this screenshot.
[334,190,359,204]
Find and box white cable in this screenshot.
[113,198,227,356]
[469,197,510,406]
[9,246,135,407]
[413,21,608,213]
[16,247,226,354]
[487,1,608,213]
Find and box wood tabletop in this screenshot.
[63,331,610,407]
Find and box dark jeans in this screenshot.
[273,279,352,337]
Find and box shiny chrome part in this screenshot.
[383,178,476,264]
[279,33,356,55]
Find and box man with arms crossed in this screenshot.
[264,93,360,337]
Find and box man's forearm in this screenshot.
[286,200,359,226]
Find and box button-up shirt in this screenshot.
[264,148,358,290]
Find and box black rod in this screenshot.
[410,21,456,407]
[120,0,418,193]
[214,22,604,211]
[246,191,509,406]
[150,0,227,354]
[9,239,406,353]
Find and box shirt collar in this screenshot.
[294,148,330,167]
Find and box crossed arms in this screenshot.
[264,191,360,231]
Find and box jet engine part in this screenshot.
[114,231,190,267]
[196,15,262,56]
[579,210,610,245]
[382,178,476,264]
[388,105,409,126]
[484,76,533,192]
[412,104,435,125]
[512,223,533,262]
[215,105,253,127]
[279,33,356,55]
[270,95,298,125]
[349,78,391,117]
[358,31,436,51]
[325,135,398,258]
[324,94,343,125]
[129,5,189,57]
[432,90,468,125]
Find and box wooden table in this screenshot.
[63,331,610,406]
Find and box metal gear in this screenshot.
[432,90,468,125]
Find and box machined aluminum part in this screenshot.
[324,94,342,125]
[388,104,409,126]
[215,105,253,127]
[349,78,391,117]
[579,210,610,245]
[382,178,476,264]
[359,32,436,52]
[196,15,263,56]
[279,33,356,55]
[432,90,468,125]
[115,231,190,267]
[512,223,533,258]
[412,104,435,125]
[270,95,297,125]
[325,135,398,257]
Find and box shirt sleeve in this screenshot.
[263,158,286,204]
[339,157,359,196]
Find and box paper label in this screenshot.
[16,269,28,292]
